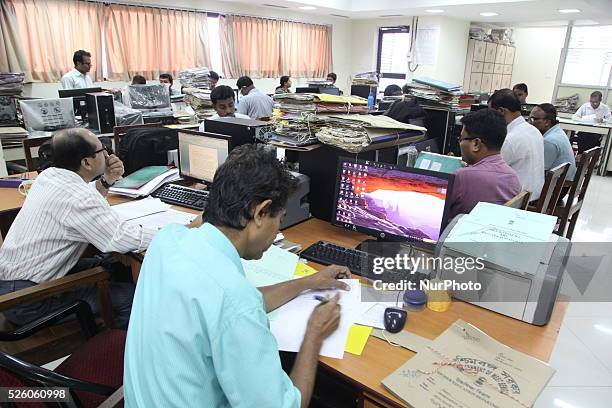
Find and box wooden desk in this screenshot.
[0,172,36,237]
[558,117,612,176]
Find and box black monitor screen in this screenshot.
[332,158,454,243]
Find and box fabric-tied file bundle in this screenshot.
[273,93,369,115]
[179,67,216,120]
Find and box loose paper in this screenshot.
[242,245,299,287]
[345,325,373,355]
[126,208,196,230]
[111,197,170,221]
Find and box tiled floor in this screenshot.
[535,175,612,407]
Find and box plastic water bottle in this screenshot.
[406,145,418,167]
[367,88,375,111]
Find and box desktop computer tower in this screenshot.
[204,117,269,149]
[86,92,115,134]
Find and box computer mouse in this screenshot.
[384,307,407,333]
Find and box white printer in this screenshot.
[434,203,571,326]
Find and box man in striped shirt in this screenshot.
[0,128,155,328]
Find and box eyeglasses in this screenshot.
[528,116,547,122]
[93,145,111,156]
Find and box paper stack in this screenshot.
[352,71,379,87]
[0,127,28,149]
[273,93,369,115]
[0,73,25,96]
[182,88,215,120]
[178,67,212,90]
[405,77,476,111]
[111,197,196,231]
[109,166,181,198]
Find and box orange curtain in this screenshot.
[104,4,211,81]
[220,15,332,79]
[8,0,103,82]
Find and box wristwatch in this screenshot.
[99,175,115,189]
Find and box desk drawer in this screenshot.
[361,392,402,408]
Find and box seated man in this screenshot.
[0,128,155,328]
[198,85,250,132]
[383,84,402,97]
[572,90,611,152]
[384,85,425,126]
[159,73,179,96]
[124,145,349,407]
[489,89,544,201]
[236,76,275,120]
[512,83,529,104]
[209,70,220,89]
[448,108,521,219]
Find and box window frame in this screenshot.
[376,26,411,80]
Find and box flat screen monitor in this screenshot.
[319,87,341,96]
[296,87,320,94]
[332,158,454,244]
[19,98,76,131]
[178,130,231,183]
[58,87,102,118]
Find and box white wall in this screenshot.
[510,26,567,103]
[23,0,352,98]
[349,16,470,86]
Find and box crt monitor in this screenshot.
[178,129,231,184]
[332,158,455,244]
[58,87,102,118]
[19,98,76,132]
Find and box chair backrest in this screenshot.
[532,163,570,214]
[504,191,531,210]
[113,122,163,151]
[572,147,601,204]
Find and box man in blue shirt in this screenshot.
[124,145,350,407]
[236,76,275,120]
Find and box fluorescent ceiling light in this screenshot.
[480,12,499,17]
[426,9,444,14]
[299,6,316,10]
[559,9,581,14]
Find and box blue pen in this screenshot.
[313,295,330,304]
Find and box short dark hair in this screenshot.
[51,128,97,172]
[591,91,603,100]
[209,71,220,81]
[210,85,235,105]
[280,75,290,87]
[512,83,528,94]
[401,84,410,94]
[159,73,173,85]
[236,76,253,89]
[73,50,91,66]
[326,72,337,82]
[488,88,522,112]
[537,103,559,126]
[206,144,299,229]
[131,75,146,85]
[384,84,402,96]
[460,108,507,150]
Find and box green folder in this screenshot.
[415,152,464,174]
[112,166,171,189]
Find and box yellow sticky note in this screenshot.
[345,324,373,355]
[293,262,318,277]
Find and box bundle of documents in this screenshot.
[273,93,369,115]
[178,67,212,89]
[0,73,25,96]
[261,115,326,147]
[553,93,579,113]
[182,88,215,120]
[351,71,379,86]
[404,78,475,111]
[0,127,28,149]
[382,320,555,408]
[109,166,180,198]
[111,197,196,231]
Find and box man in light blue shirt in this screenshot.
[124,145,349,408]
[236,75,275,120]
[529,104,577,181]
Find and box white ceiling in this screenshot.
[219,0,612,24]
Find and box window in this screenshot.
[561,25,612,86]
[207,15,224,77]
[376,26,410,80]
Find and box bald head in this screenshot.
[52,128,99,172]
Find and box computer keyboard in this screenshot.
[152,184,209,211]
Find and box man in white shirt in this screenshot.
[199,85,250,132]
[489,89,545,201]
[59,50,95,90]
[236,76,275,120]
[572,91,611,153]
[0,128,155,328]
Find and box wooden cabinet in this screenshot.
[464,39,516,93]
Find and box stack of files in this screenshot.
[182,88,215,120]
[351,71,379,86]
[273,93,368,115]
[263,115,327,147]
[178,67,212,89]
[0,127,28,149]
[109,166,181,198]
[405,78,475,111]
[0,73,25,96]
[412,76,462,92]
[111,197,196,231]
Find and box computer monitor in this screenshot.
[19,98,76,131]
[58,87,102,118]
[177,129,231,183]
[319,87,341,96]
[296,87,320,94]
[332,158,454,243]
[126,84,171,112]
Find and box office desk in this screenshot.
[558,117,612,176]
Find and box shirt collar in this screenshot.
[543,124,561,138]
[198,223,243,273]
[507,115,526,132]
[473,153,502,167]
[71,68,86,78]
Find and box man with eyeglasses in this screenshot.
[448,108,521,219]
[0,128,155,328]
[59,50,95,90]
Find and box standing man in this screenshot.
[199,85,250,132]
[236,76,275,120]
[60,50,95,90]
[124,145,350,407]
[489,89,545,201]
[512,83,529,104]
[572,91,611,152]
